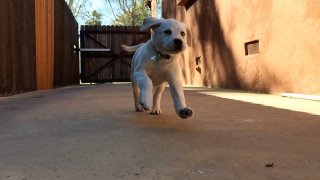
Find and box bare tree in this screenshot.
[66,0,90,18]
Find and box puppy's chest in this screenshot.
[145,61,171,82]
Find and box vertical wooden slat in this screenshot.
[111,26,117,81]
[106,25,112,80]
[80,26,86,82]
[100,25,108,80]
[35,0,54,90]
[54,0,62,87]
[0,0,10,95]
[48,0,55,88]
[54,0,79,87]
[22,0,36,92]
[87,26,95,80]
[11,0,19,93]
[71,13,79,85]
[0,0,36,96]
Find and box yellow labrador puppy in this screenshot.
[122,17,193,119]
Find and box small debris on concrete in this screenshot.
[197,169,208,176]
[265,162,274,168]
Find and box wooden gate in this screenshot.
[80,25,150,83]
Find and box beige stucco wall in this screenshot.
[163,0,320,94]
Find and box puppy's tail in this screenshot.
[121,43,144,52]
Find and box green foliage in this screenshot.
[107,0,150,26]
[85,10,103,25]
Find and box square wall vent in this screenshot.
[245,40,259,55]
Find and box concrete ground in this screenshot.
[0,83,320,180]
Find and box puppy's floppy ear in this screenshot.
[187,27,192,47]
[140,17,164,31]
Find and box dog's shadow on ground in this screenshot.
[126,110,194,132]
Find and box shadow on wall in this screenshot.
[192,0,241,89]
[191,0,288,93]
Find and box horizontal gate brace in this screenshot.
[75,48,111,52]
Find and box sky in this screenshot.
[91,0,113,24]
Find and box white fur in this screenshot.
[122,17,193,119]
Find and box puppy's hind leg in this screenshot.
[150,84,165,115]
[133,71,153,111]
[132,82,144,112]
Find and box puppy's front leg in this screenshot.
[133,71,152,110]
[167,77,193,119]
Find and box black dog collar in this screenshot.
[151,43,171,61]
[156,51,171,60]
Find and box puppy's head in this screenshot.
[141,17,192,55]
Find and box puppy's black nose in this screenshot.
[174,39,183,46]
[174,39,183,50]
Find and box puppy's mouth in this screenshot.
[167,47,183,54]
[154,44,185,56]
[162,39,185,54]
[172,39,184,52]
[174,46,183,52]
[166,44,184,53]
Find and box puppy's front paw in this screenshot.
[140,102,150,111]
[135,105,144,112]
[150,109,162,115]
[150,105,162,115]
[179,107,193,119]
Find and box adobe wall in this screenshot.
[163,0,320,94]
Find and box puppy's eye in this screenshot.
[164,30,172,35]
[181,31,185,37]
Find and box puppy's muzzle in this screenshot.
[173,38,183,51]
